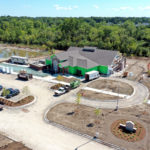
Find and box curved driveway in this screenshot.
[69,77,149,109]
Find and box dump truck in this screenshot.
[54,80,80,96]
[18,70,33,80]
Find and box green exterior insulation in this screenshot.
[98,66,108,74]
[45,57,109,75]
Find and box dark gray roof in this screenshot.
[56,46,118,69]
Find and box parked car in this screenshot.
[6,89,20,99]
[13,89,20,95]
[0,85,3,91]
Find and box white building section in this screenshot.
[10,56,28,65]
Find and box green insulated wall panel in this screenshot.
[76,67,86,75]
[99,65,108,74]
[45,54,56,66]
[68,66,77,74]
[45,59,52,65]
[68,66,99,76]
[86,66,98,73]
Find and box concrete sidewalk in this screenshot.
[83,87,130,98]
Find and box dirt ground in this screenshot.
[47,103,150,150]
[126,57,149,81]
[126,57,150,99]
[78,89,121,100]
[0,142,31,150]
[87,79,133,95]
[0,134,30,150]
[54,76,79,83]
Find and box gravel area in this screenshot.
[0,74,112,150]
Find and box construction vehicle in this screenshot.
[54,80,80,96]
[70,80,80,89]
[18,70,33,80]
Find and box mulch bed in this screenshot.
[0,142,31,150]
[0,96,34,107]
[54,76,79,83]
[50,83,64,90]
[111,119,146,142]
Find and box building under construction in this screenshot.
[45,46,126,76]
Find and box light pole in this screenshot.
[115,82,119,111]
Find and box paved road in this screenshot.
[56,77,149,109]
[0,74,113,150]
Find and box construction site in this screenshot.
[0,45,150,150]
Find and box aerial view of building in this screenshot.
[0,0,150,150]
[46,46,126,76]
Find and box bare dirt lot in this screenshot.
[126,57,150,99]
[54,76,79,83]
[126,57,149,81]
[0,134,30,150]
[47,103,150,150]
[87,79,133,95]
[0,142,31,150]
[78,89,121,100]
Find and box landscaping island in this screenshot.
[47,102,150,150]
[0,96,34,107]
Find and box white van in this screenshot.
[85,71,100,81]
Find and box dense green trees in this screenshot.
[0,16,149,57]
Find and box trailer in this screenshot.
[85,71,100,81]
[10,56,28,65]
[18,70,33,80]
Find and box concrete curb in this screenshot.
[0,95,36,109]
[44,101,126,150]
[78,78,149,108]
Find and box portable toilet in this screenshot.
[10,67,13,74]
[6,67,9,74]
[2,67,6,73]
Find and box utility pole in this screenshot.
[115,82,119,111]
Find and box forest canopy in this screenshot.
[0,16,150,57]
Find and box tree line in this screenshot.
[0,16,150,57]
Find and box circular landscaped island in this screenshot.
[111,119,146,142]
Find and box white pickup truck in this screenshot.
[55,87,65,96]
[54,86,69,96]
